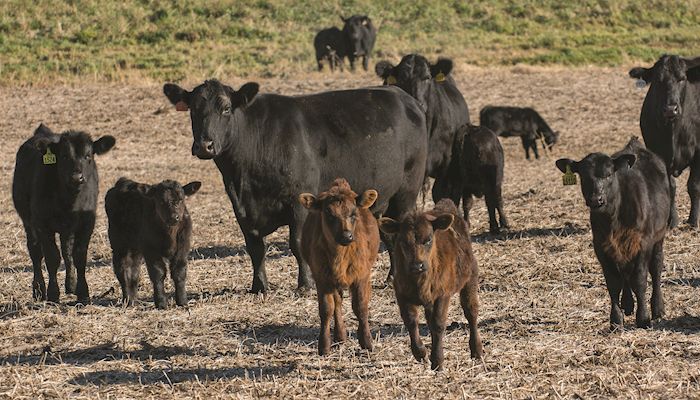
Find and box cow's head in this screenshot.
[629,55,700,122]
[143,180,201,227]
[34,124,115,191]
[376,54,453,109]
[299,178,377,246]
[163,80,259,159]
[556,153,636,211]
[341,15,372,56]
[378,210,454,276]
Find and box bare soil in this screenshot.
[1,66,700,399]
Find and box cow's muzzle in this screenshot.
[192,140,216,159]
[336,230,354,246]
[409,262,426,274]
[663,104,680,119]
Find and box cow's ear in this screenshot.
[358,189,378,209]
[430,213,454,231]
[163,83,191,111]
[34,123,54,137]
[362,16,371,26]
[234,82,259,108]
[629,67,652,83]
[555,158,578,174]
[299,193,320,210]
[378,217,400,234]
[375,61,395,79]
[430,58,453,78]
[34,137,58,156]
[684,57,700,82]
[613,154,636,171]
[340,15,348,23]
[93,136,116,155]
[183,181,202,196]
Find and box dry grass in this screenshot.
[1,67,700,399]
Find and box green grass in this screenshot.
[1,0,700,84]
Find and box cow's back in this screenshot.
[105,179,147,249]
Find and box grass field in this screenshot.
[1,0,700,84]
[1,66,700,398]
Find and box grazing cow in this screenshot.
[479,106,559,160]
[313,27,346,72]
[379,199,483,370]
[12,124,115,303]
[299,179,379,355]
[105,178,201,309]
[163,79,427,294]
[341,15,377,71]
[629,54,700,227]
[456,124,508,233]
[556,138,670,329]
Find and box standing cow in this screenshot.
[341,15,377,71]
[556,138,670,329]
[629,54,700,227]
[313,27,346,72]
[479,106,559,160]
[12,124,115,303]
[163,80,427,294]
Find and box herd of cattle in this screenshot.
[9,13,700,369]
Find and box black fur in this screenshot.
[313,27,346,72]
[341,15,377,71]
[479,106,559,160]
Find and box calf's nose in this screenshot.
[337,230,354,245]
[71,173,85,184]
[409,262,426,274]
[664,104,680,117]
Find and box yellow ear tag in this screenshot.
[435,72,446,83]
[43,148,56,165]
[562,165,577,186]
[387,75,397,85]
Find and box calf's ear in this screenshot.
[234,82,259,107]
[375,61,394,79]
[685,57,700,82]
[358,189,378,209]
[430,58,453,78]
[299,193,319,210]
[163,83,191,111]
[93,136,116,155]
[555,158,578,174]
[428,213,454,231]
[183,181,202,196]
[34,123,54,136]
[629,67,652,83]
[613,154,636,171]
[34,137,58,156]
[378,217,400,234]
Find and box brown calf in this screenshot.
[379,199,483,370]
[299,179,380,355]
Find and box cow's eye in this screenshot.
[222,106,231,115]
[423,236,433,247]
[85,154,92,160]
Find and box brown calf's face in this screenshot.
[146,180,202,226]
[379,213,454,275]
[300,188,378,246]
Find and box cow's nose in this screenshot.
[72,173,85,184]
[593,195,605,208]
[202,140,214,153]
[409,262,426,274]
[664,104,680,117]
[337,230,354,245]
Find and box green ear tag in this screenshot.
[435,72,446,82]
[43,148,56,165]
[386,75,397,85]
[563,165,576,186]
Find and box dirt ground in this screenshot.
[1,66,700,399]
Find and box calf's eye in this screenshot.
[222,106,231,115]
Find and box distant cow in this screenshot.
[479,106,559,160]
[163,79,427,294]
[341,15,377,71]
[12,124,115,303]
[379,199,483,370]
[105,178,201,309]
[456,124,508,233]
[556,138,670,329]
[313,27,346,72]
[299,179,379,355]
[629,54,700,227]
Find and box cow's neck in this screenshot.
[42,167,81,209]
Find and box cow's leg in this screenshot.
[462,191,474,229]
[399,300,426,362]
[290,210,314,291]
[484,188,500,234]
[460,280,483,359]
[144,255,168,309]
[621,283,634,316]
[317,59,323,71]
[669,174,679,228]
[495,179,509,230]
[362,55,369,71]
[601,262,624,330]
[650,240,665,320]
[38,232,61,303]
[125,253,142,306]
[629,253,651,328]
[24,223,46,301]
[170,256,188,307]
[72,229,92,304]
[332,288,347,344]
[521,136,531,160]
[531,137,540,159]
[687,164,700,227]
[243,231,269,293]
[60,233,76,295]
[381,230,397,285]
[112,249,130,305]
[351,277,372,351]
[425,297,449,370]
[383,190,419,285]
[317,288,334,355]
[349,56,356,71]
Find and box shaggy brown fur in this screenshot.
[602,228,643,265]
[299,178,380,355]
[379,199,483,370]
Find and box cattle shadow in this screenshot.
[224,322,317,346]
[472,223,588,243]
[373,315,507,338]
[68,362,297,386]
[656,315,700,334]
[664,278,700,288]
[189,241,291,260]
[0,258,111,274]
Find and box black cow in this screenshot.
[12,124,115,303]
[456,124,508,233]
[105,178,201,309]
[479,106,559,160]
[341,15,377,71]
[556,138,670,329]
[629,54,700,227]
[162,80,427,293]
[314,27,346,72]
